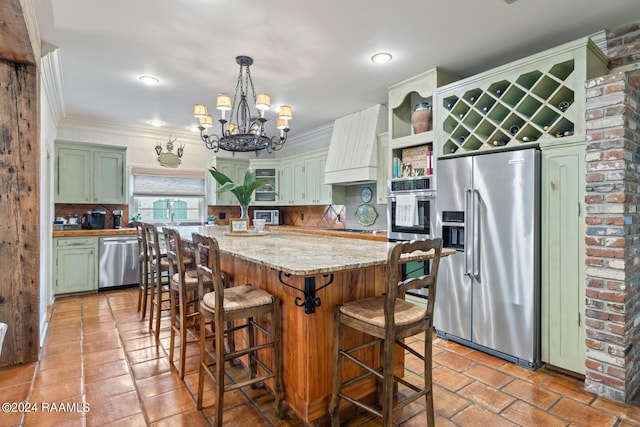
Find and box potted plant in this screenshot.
[209,167,271,219]
[207,214,217,225]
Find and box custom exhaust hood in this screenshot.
[324,104,387,185]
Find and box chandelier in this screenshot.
[193,56,292,155]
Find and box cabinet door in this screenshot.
[293,159,306,205]
[55,239,97,295]
[209,157,249,205]
[56,146,91,203]
[93,149,126,204]
[280,161,294,204]
[304,156,318,204]
[541,144,585,374]
[317,156,331,204]
[216,160,235,205]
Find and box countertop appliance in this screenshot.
[82,210,106,230]
[434,148,541,369]
[98,236,139,289]
[253,209,280,225]
[113,210,123,229]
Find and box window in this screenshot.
[130,167,207,224]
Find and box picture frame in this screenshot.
[229,218,249,233]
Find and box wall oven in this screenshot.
[386,177,435,302]
[386,177,435,241]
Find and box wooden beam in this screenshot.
[0,0,40,64]
[0,0,40,366]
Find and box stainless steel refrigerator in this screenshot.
[434,148,541,369]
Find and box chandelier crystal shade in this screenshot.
[194,56,292,155]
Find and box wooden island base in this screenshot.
[220,254,403,425]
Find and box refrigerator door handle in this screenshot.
[473,189,481,280]
[464,188,473,277]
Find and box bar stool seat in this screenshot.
[194,233,284,426]
[328,238,443,427]
[202,284,273,311]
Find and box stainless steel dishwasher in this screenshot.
[98,236,140,289]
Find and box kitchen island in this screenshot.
[176,225,452,425]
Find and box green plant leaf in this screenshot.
[208,168,233,186]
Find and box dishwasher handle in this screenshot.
[100,237,138,244]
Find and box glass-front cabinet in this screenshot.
[249,159,279,206]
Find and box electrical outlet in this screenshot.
[219,212,226,219]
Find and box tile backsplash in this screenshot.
[55,204,129,229]
[207,205,345,228]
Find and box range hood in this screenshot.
[324,104,387,185]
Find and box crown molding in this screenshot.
[40,49,65,124]
[275,122,333,157]
[58,116,204,144]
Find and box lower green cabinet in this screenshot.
[541,142,586,374]
[54,237,98,295]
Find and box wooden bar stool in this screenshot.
[134,221,152,320]
[142,222,173,343]
[163,227,198,380]
[328,238,443,427]
[194,234,284,426]
[191,232,235,358]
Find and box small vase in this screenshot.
[412,102,432,134]
[240,205,249,219]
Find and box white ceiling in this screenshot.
[32,0,640,139]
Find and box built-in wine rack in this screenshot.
[435,37,608,157]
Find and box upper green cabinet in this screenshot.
[55,140,127,204]
[435,38,608,158]
[208,156,249,205]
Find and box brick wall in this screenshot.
[607,21,640,71]
[584,70,640,401]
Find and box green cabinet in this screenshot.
[53,237,98,295]
[55,141,127,204]
[208,157,249,205]
[249,159,279,206]
[376,132,389,204]
[541,141,586,374]
[435,38,607,158]
[290,149,344,205]
[279,160,294,205]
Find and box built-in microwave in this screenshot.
[253,209,280,225]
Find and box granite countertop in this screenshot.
[177,225,453,276]
[52,228,137,238]
[273,226,388,241]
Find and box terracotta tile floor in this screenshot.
[1,288,640,426]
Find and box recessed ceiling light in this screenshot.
[371,52,393,64]
[148,120,163,127]
[139,75,160,85]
